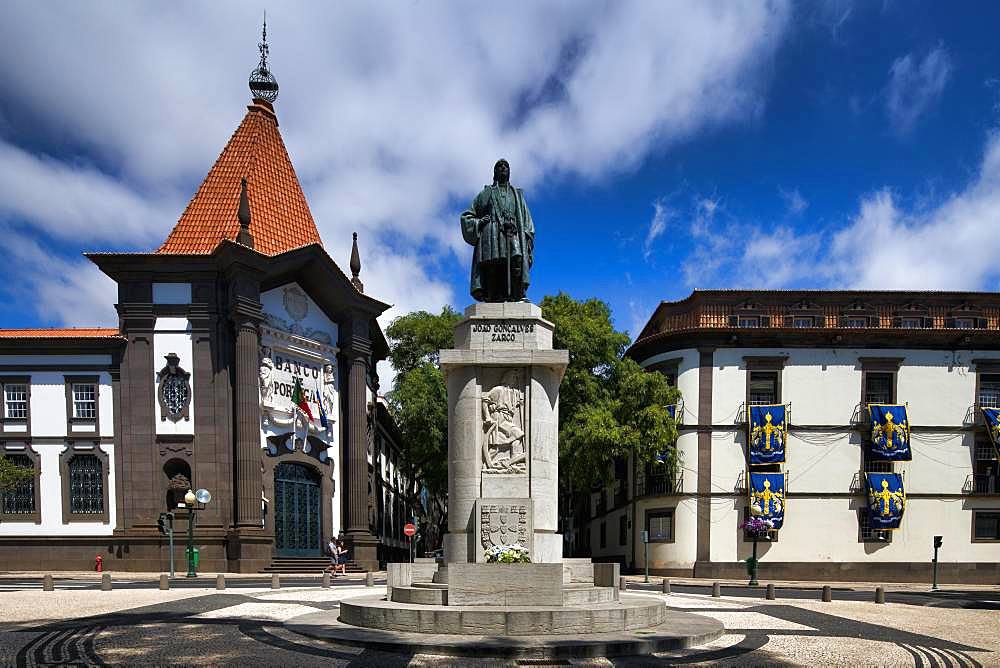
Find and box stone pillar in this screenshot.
[342,318,378,571]
[233,312,263,528]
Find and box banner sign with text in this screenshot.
[866,472,906,530]
[867,404,911,461]
[748,404,787,465]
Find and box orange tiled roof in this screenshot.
[0,328,122,338]
[157,99,323,256]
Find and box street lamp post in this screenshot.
[183,488,212,578]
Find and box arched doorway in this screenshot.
[274,462,322,557]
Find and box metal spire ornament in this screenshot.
[249,13,279,103]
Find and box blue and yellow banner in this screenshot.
[982,407,1000,449]
[866,472,905,530]
[666,404,677,420]
[868,404,911,461]
[749,404,787,465]
[747,472,785,530]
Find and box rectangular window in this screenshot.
[619,515,628,545]
[900,317,922,328]
[4,384,28,420]
[974,512,1000,540]
[972,458,997,494]
[792,316,814,328]
[599,521,607,548]
[858,510,891,542]
[647,511,674,542]
[954,318,976,329]
[738,316,760,328]
[864,372,894,405]
[72,384,97,419]
[748,372,778,405]
[845,317,868,328]
[978,374,1000,409]
[1,453,35,515]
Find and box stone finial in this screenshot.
[350,231,364,292]
[236,177,254,249]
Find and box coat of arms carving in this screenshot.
[283,286,309,322]
[157,353,192,422]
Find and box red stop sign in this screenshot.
[404,523,416,537]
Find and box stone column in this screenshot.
[233,311,263,528]
[342,318,378,571]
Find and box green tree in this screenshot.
[385,306,462,550]
[540,293,680,490]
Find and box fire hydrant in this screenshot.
[95,555,103,572]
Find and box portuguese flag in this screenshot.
[291,378,314,420]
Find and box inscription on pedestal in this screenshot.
[471,320,535,343]
[475,498,533,560]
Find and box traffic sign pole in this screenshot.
[404,522,417,563]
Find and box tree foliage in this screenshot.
[541,293,680,490]
[0,456,33,494]
[385,306,462,549]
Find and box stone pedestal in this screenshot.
[440,302,568,565]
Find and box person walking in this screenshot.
[326,537,339,575]
[334,539,348,576]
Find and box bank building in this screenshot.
[577,291,1000,584]
[0,43,412,573]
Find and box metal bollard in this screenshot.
[271,573,280,589]
[216,574,226,590]
[875,586,885,604]
[101,573,112,591]
[619,576,627,591]
[159,574,170,590]
[42,574,54,591]
[765,583,775,600]
[365,571,374,588]
[712,582,721,598]
[822,585,832,602]
[322,572,331,588]
[661,578,671,594]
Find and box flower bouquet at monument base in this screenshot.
[484,543,531,563]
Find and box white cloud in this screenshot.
[885,45,953,135]
[0,2,791,388]
[778,187,809,216]
[643,199,670,260]
[1,229,118,327]
[681,131,1000,292]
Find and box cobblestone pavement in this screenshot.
[0,585,996,666]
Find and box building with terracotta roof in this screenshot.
[0,38,412,573]
[576,289,1000,583]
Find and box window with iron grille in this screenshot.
[68,454,104,514]
[792,316,814,328]
[72,384,97,419]
[978,374,1000,409]
[973,512,1000,540]
[954,318,976,329]
[1,454,34,515]
[900,317,922,328]
[748,372,778,405]
[4,384,28,420]
[738,316,760,328]
[858,509,892,542]
[845,317,868,328]
[864,373,894,405]
[618,514,628,545]
[599,521,607,548]
[647,511,674,542]
[863,451,894,474]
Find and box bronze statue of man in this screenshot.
[461,159,534,302]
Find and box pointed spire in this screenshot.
[236,177,254,248]
[350,232,364,293]
[249,12,279,103]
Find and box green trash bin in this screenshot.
[187,547,200,568]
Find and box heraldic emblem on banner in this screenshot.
[866,472,906,530]
[868,404,911,461]
[749,404,787,465]
[748,472,785,530]
[982,407,1000,450]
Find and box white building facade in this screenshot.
[579,290,1000,583]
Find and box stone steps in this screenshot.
[341,593,667,636]
[390,583,617,607]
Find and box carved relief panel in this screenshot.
[481,368,527,474]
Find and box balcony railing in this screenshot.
[964,474,999,495]
[635,471,683,498]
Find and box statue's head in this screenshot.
[493,158,510,185]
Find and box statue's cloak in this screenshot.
[461,184,534,301]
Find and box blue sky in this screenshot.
[2,2,1000,351]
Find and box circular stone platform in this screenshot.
[285,594,724,659]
